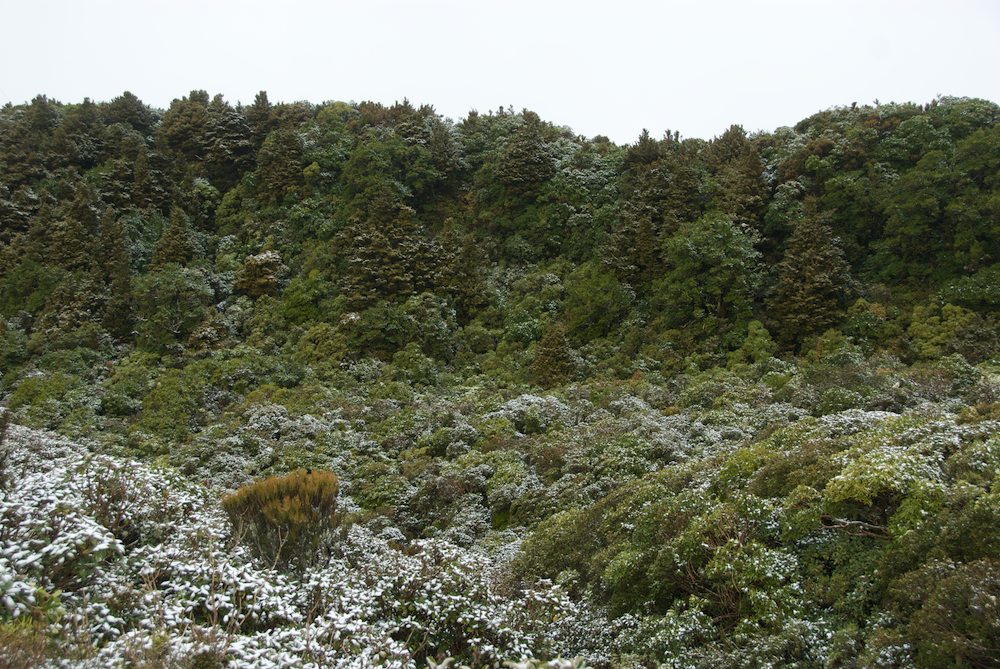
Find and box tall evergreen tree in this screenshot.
[102,90,157,136]
[606,202,662,287]
[493,111,556,198]
[156,90,211,172]
[767,210,853,348]
[656,212,762,331]
[204,94,254,190]
[340,197,441,307]
[531,322,574,388]
[706,125,768,229]
[46,183,101,271]
[245,90,276,149]
[151,207,196,267]
[438,227,488,323]
[131,146,152,208]
[254,127,304,204]
[98,209,133,339]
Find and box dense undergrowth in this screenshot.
[1,91,999,666]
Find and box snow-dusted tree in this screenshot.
[234,250,288,299]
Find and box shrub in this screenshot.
[79,464,144,546]
[908,303,997,362]
[816,387,865,415]
[222,469,339,570]
[0,409,10,490]
[898,559,1000,669]
[0,621,50,669]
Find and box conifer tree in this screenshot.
[157,90,210,164]
[102,90,156,136]
[46,184,100,271]
[707,125,768,229]
[438,227,488,322]
[204,94,253,190]
[245,90,276,149]
[606,203,661,287]
[767,210,853,348]
[68,182,100,230]
[151,207,195,267]
[656,212,762,330]
[98,209,133,339]
[254,127,303,204]
[235,251,288,299]
[340,192,442,307]
[494,111,556,198]
[531,322,574,388]
[131,146,152,208]
[47,217,92,271]
[29,270,106,353]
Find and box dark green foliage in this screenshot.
[102,90,157,136]
[254,127,303,204]
[562,261,632,342]
[706,125,768,229]
[151,207,196,267]
[492,111,557,197]
[157,90,211,165]
[98,210,134,339]
[234,250,288,298]
[28,271,106,353]
[766,209,853,348]
[893,559,1000,668]
[0,260,64,317]
[654,212,762,340]
[531,322,574,387]
[203,94,254,190]
[244,91,276,149]
[133,265,213,352]
[339,198,443,306]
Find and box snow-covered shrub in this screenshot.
[483,395,570,435]
[0,424,599,666]
[0,409,10,491]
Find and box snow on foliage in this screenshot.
[0,424,593,667]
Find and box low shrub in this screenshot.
[0,621,50,669]
[222,469,339,570]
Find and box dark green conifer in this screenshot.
[245,90,275,149]
[767,210,853,348]
[494,111,556,197]
[151,207,195,267]
[254,127,303,204]
[98,209,133,339]
[131,147,152,208]
[531,322,574,388]
[341,191,442,307]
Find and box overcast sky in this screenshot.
[2,0,998,143]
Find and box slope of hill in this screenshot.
[1,92,999,666]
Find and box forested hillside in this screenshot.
[0,92,998,667]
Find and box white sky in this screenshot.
[2,0,998,144]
